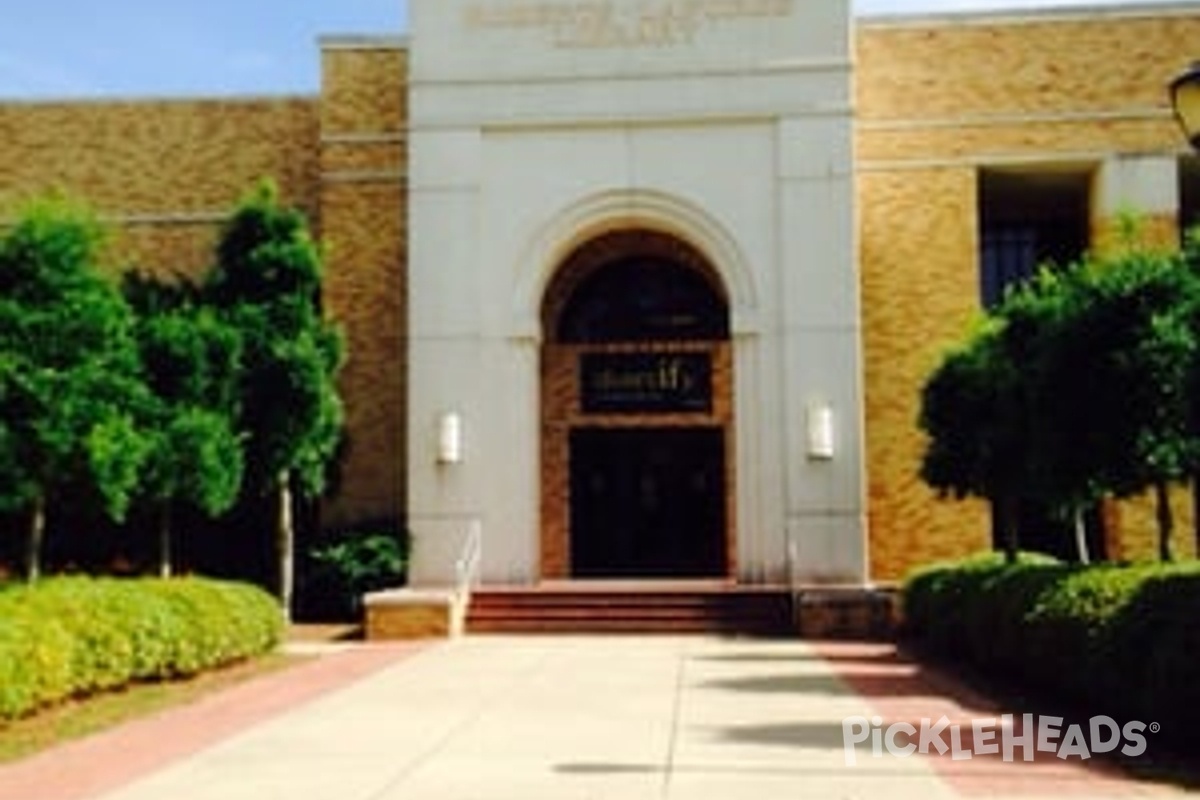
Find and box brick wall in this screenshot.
[317,40,408,529]
[0,98,319,280]
[856,11,1199,122]
[856,8,1200,578]
[857,166,992,579]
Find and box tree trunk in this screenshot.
[1073,508,1090,565]
[1155,479,1174,563]
[277,472,294,622]
[158,504,173,579]
[25,495,45,583]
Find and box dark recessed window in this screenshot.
[978,168,1090,308]
[557,257,729,344]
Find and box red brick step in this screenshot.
[465,582,794,635]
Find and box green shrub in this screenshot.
[0,617,72,718]
[903,550,1059,662]
[1106,566,1200,734]
[902,555,1200,749]
[0,576,282,720]
[303,528,407,620]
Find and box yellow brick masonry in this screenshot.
[0,98,319,282]
[857,167,991,580]
[856,12,1200,122]
[856,7,1200,578]
[317,42,408,529]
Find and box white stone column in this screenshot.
[1095,154,1180,221]
[776,112,869,584]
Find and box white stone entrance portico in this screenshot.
[406,0,867,587]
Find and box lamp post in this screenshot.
[1170,62,1200,150]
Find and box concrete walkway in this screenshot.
[0,636,1190,800]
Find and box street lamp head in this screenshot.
[1170,62,1200,150]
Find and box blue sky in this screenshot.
[0,0,1179,99]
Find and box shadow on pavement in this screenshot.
[811,640,1200,791]
[694,647,899,664]
[716,720,853,751]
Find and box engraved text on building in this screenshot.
[463,0,796,49]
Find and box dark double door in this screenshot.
[569,427,727,578]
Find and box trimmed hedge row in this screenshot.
[0,576,283,720]
[903,553,1200,747]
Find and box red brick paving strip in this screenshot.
[813,642,1178,797]
[0,643,423,800]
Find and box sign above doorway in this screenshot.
[580,352,712,414]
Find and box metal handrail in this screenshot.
[454,518,483,601]
[786,536,802,626]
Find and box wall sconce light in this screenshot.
[806,402,835,461]
[437,412,463,465]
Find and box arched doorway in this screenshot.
[540,229,734,579]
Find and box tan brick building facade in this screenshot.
[856,5,1200,575]
[2,4,1198,582]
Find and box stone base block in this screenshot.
[795,585,899,640]
[363,588,467,640]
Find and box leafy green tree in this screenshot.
[206,181,345,618]
[0,196,149,581]
[922,227,1200,564]
[920,319,1030,563]
[1002,267,1110,564]
[1083,245,1200,561]
[124,275,245,577]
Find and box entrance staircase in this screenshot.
[464,581,794,635]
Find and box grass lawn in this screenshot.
[0,652,304,765]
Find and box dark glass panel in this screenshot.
[557,257,728,343]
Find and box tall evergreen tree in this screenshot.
[206,181,345,617]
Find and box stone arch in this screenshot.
[541,228,731,345]
[510,189,758,341]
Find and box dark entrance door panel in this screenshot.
[569,427,726,578]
